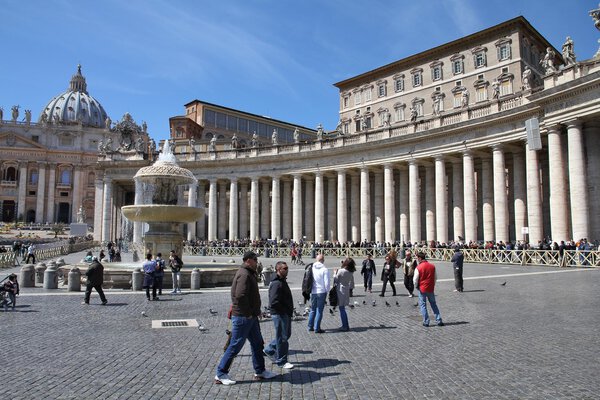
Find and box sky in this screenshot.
[1,0,598,142]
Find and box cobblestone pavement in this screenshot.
[1,251,599,399]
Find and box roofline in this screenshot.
[183,99,317,132]
[333,16,557,89]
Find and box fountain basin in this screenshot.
[121,205,203,223]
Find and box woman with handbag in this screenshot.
[334,258,356,332]
[379,251,398,297]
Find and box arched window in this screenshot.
[60,169,71,185]
[3,166,17,181]
[29,169,38,185]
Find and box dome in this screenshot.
[39,65,108,128]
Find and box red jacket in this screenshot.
[416,261,436,293]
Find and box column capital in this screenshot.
[546,124,563,134]
[563,118,583,130]
[434,155,445,163]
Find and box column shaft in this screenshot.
[250,178,260,240]
[282,180,292,240]
[350,174,360,242]
[383,164,396,244]
[35,163,46,223]
[513,151,527,242]
[337,171,347,243]
[463,152,477,242]
[409,161,421,243]
[271,177,281,240]
[292,175,303,242]
[239,182,248,239]
[566,121,589,241]
[399,168,409,243]
[360,168,371,242]
[493,146,508,243]
[208,179,218,241]
[314,173,324,243]
[547,127,569,242]
[228,179,238,240]
[327,176,337,241]
[425,165,435,242]
[434,158,448,244]
[374,170,384,244]
[481,157,495,242]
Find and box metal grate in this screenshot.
[162,321,188,327]
[151,319,199,329]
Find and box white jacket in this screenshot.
[311,261,330,294]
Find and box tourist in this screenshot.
[25,243,35,264]
[3,273,19,310]
[413,252,443,327]
[82,257,107,305]
[402,251,417,297]
[215,251,277,385]
[379,251,398,297]
[84,251,93,263]
[334,258,356,332]
[451,247,464,292]
[142,253,158,301]
[154,253,165,296]
[169,250,183,294]
[264,261,294,369]
[307,253,330,334]
[360,253,376,293]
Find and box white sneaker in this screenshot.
[254,370,278,380]
[214,374,236,385]
[280,362,294,369]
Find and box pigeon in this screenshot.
[198,325,208,332]
[413,303,419,307]
[209,308,218,315]
[363,300,366,305]
[349,304,355,309]
[141,311,147,317]
[395,301,400,306]
[302,310,308,317]
[501,281,507,286]
[385,301,391,307]
[353,300,359,306]
[372,300,376,306]
[329,308,334,315]
[293,309,300,317]
[298,301,304,305]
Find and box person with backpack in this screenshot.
[169,250,183,294]
[306,253,330,334]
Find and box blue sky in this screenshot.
[0,0,598,142]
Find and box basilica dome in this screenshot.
[39,65,108,128]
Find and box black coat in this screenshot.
[268,275,293,316]
[86,260,104,286]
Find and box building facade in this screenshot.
[90,17,600,245]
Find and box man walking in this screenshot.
[451,247,464,292]
[413,252,443,327]
[142,253,158,301]
[361,253,376,293]
[264,261,294,370]
[307,253,330,333]
[215,251,277,385]
[82,257,107,305]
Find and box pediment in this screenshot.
[0,132,47,149]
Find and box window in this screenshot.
[394,106,405,122]
[476,86,488,102]
[394,74,405,92]
[495,38,512,61]
[32,135,39,143]
[343,122,349,134]
[3,166,17,181]
[29,170,38,185]
[60,169,71,185]
[354,91,361,106]
[455,80,462,87]
[343,96,349,108]
[364,87,372,102]
[453,92,462,108]
[59,137,74,147]
[378,83,387,97]
[412,72,422,87]
[430,61,443,81]
[502,67,509,73]
[500,80,512,96]
[474,52,486,68]
[452,59,463,74]
[477,74,484,80]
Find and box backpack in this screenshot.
[301,263,314,301]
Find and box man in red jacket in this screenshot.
[413,252,444,327]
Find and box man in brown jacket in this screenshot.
[215,251,277,385]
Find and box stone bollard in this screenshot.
[56,258,66,267]
[35,263,47,285]
[262,270,275,287]
[190,268,201,290]
[131,268,143,291]
[19,264,35,288]
[43,265,59,289]
[68,267,81,292]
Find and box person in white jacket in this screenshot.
[307,253,330,333]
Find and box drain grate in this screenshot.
[151,319,199,329]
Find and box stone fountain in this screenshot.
[121,140,202,256]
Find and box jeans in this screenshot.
[154,276,163,295]
[171,272,181,291]
[307,292,326,331]
[363,271,373,291]
[217,316,266,378]
[84,282,107,304]
[264,314,291,365]
[418,291,442,325]
[339,306,349,330]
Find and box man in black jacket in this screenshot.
[263,261,294,370]
[82,257,107,305]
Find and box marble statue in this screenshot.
[562,36,576,66]
[251,132,258,148]
[189,137,196,152]
[208,136,217,152]
[105,116,112,130]
[11,105,19,122]
[53,113,60,124]
[360,116,367,131]
[0,107,3,121]
[384,110,391,126]
[104,137,113,152]
[76,206,86,223]
[540,47,557,74]
[272,129,278,146]
[293,128,300,143]
[522,67,533,90]
[142,120,147,133]
[461,89,469,108]
[135,136,145,152]
[97,140,104,153]
[150,138,156,154]
[316,123,324,140]
[231,133,238,149]
[40,112,48,124]
[432,95,443,116]
[410,106,418,122]
[492,79,500,99]
[24,109,31,124]
[590,3,600,31]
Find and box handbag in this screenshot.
[328,285,338,307]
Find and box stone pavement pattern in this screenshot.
[1,252,599,399]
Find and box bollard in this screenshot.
[43,265,59,289]
[19,264,35,288]
[190,268,201,290]
[262,270,274,287]
[311,249,317,259]
[265,248,271,258]
[132,250,139,262]
[56,258,66,267]
[35,263,47,285]
[68,267,81,292]
[131,268,143,291]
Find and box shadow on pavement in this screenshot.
[293,358,350,369]
[350,325,397,332]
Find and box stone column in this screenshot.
[566,120,589,241]
[434,157,448,244]
[218,181,228,239]
[513,150,527,242]
[350,173,360,242]
[271,176,280,240]
[383,164,396,244]
[463,151,477,243]
[46,164,56,223]
[250,177,260,240]
[93,176,103,241]
[207,179,217,241]
[197,182,206,240]
[425,165,435,242]
[481,156,495,242]
[547,126,569,242]
[239,181,249,239]
[360,167,371,242]
[282,179,292,240]
[71,167,83,222]
[133,179,143,243]
[374,169,384,244]
[408,160,421,243]
[260,179,271,239]
[337,170,347,243]
[292,174,303,242]
[17,163,27,220]
[35,162,46,223]
[101,177,113,242]
[228,179,238,240]
[584,122,600,241]
[304,176,315,241]
[314,172,324,243]
[525,143,543,245]
[327,175,337,241]
[187,184,198,240]
[492,145,508,243]
[399,167,409,243]
[452,161,464,242]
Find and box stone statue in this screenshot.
[105,116,112,130]
[293,128,300,143]
[251,132,258,148]
[231,133,238,149]
[53,113,60,124]
[360,116,367,131]
[410,106,418,122]
[432,95,442,116]
[0,107,3,121]
[11,105,19,122]
[335,120,343,133]
[142,121,147,133]
[135,136,145,152]
[461,89,469,108]
[150,138,156,154]
[562,36,576,66]
[24,109,31,124]
[189,137,196,152]
[522,67,533,90]
[316,123,324,140]
[40,112,48,124]
[492,79,500,99]
[104,137,113,152]
[97,140,104,153]
[76,206,85,223]
[208,136,217,152]
[540,47,557,74]
[590,4,600,31]
[271,129,278,146]
[384,111,391,126]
